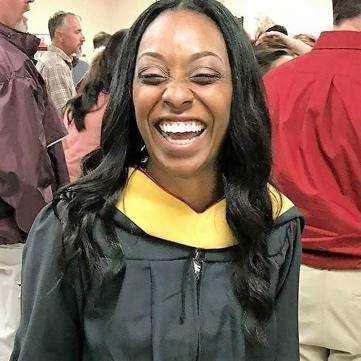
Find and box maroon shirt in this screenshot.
[264,31,361,269]
[0,23,69,244]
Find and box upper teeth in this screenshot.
[159,121,206,133]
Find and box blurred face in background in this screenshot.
[56,15,85,56]
[0,0,33,28]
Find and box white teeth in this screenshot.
[164,137,194,145]
[158,121,206,134]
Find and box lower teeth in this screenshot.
[167,137,193,145]
[161,131,200,145]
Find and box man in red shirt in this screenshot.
[264,0,361,360]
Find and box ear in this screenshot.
[54,30,64,43]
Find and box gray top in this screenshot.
[72,58,89,86]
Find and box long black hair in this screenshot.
[55,0,275,344]
[65,29,128,130]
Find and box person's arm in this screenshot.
[62,93,108,181]
[274,218,302,361]
[41,63,75,115]
[0,76,54,233]
[10,204,83,361]
[48,140,71,189]
[42,97,70,189]
[256,31,312,55]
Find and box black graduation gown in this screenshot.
[11,172,303,361]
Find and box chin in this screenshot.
[153,157,215,179]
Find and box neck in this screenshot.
[334,17,361,31]
[52,41,69,56]
[145,164,221,213]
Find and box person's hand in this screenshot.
[256,31,312,55]
[256,31,290,46]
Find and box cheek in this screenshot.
[132,86,154,141]
[133,85,158,120]
[207,89,232,153]
[205,86,232,131]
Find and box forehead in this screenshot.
[64,15,81,30]
[137,10,228,60]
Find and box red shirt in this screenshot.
[264,31,361,269]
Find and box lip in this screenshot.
[152,115,208,155]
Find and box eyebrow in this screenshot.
[190,51,223,63]
[138,51,224,63]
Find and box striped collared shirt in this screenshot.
[36,45,76,115]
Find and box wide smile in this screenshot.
[156,120,207,146]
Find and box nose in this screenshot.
[162,81,193,113]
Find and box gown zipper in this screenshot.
[193,249,204,308]
[193,248,204,360]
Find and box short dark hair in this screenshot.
[265,24,288,35]
[93,31,111,49]
[48,11,77,39]
[333,0,361,25]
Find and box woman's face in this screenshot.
[133,9,233,179]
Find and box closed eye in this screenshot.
[190,73,222,85]
[138,73,167,85]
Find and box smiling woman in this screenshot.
[132,9,233,210]
[11,1,303,360]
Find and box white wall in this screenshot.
[27,0,116,59]
[109,0,333,37]
[27,0,155,59]
[225,0,333,38]
[110,0,155,31]
[27,0,333,58]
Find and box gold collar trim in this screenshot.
[116,169,293,249]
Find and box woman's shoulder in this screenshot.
[20,201,71,288]
[269,185,303,225]
[268,186,303,257]
[29,201,63,230]
[24,200,68,254]
[81,92,109,129]
[97,91,110,106]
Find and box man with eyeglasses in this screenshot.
[0,1,69,359]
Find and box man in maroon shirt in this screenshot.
[264,0,361,360]
[0,0,69,359]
